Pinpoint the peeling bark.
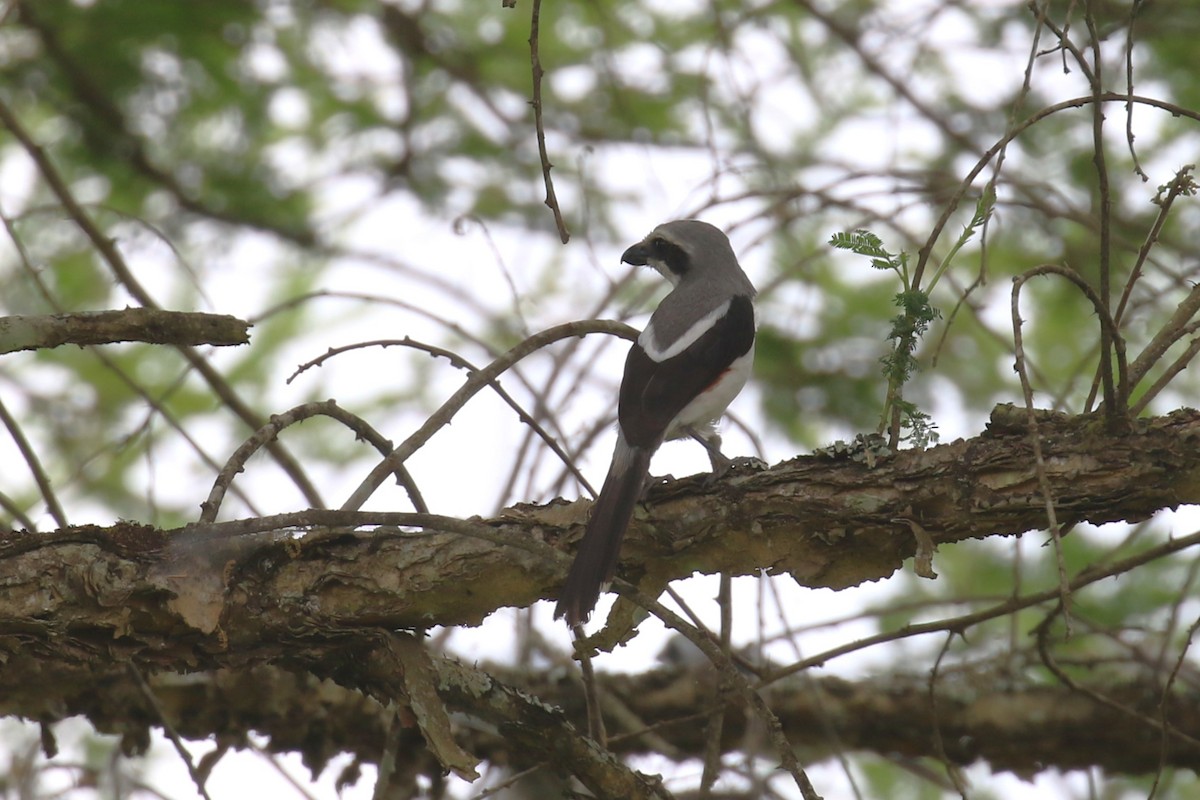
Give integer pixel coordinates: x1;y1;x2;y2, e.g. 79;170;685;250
15;656;1200;781
1;405;1199;781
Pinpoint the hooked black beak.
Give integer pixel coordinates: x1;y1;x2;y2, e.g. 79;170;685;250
621;241;650;266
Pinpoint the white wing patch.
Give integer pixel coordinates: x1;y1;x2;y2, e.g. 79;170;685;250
638;299;732;362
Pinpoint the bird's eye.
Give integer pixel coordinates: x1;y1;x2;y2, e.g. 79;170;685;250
647;235;689;277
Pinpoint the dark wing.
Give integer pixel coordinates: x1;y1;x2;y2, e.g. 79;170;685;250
618;294;755;448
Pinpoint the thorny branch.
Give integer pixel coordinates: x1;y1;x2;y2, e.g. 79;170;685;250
340;320;635;512
528;0;570;243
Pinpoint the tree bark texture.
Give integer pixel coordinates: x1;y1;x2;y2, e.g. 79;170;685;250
1;405;1199;779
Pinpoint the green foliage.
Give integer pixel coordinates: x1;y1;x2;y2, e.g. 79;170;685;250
831;229;944;447
829;229;910;282
4;1;1200;797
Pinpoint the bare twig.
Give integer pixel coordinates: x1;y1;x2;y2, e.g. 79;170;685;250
620;587;823;800
453;215;532;337
1011;268;1074;633
290;336;597;499
0;396;67;528
760;527;1200;686
1123;0;1150;181
1035;603;1200;751
699;575;733;797
0;489;35;532
911;92;1200;292
1082;3;1118;415
0;205;262;517
1152;614;1200;799
1114;165;1196;328
1013;264;1129;405
467;765;545;799
340;320;636;512
1128;283;1200;390
1130;327;1200;416
499;264;641;509
127;664;213;800
927;632;971;797
200;399;427;523
528;0;570;243
575;630;608;744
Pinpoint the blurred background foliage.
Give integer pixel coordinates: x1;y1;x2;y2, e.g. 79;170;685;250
3;0;1200;797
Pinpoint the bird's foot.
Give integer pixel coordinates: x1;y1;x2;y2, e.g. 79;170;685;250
646;472;676;488
702;455;767;487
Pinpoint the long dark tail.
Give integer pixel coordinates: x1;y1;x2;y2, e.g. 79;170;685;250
555;444;653;625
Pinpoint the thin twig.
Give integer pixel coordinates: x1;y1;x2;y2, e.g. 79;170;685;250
1123;0;1149;181
1128;283;1200;389
1114;165;1195;328
1013;264;1128;405
453;215;532;337
1082;3;1118;415
340;320;636;512
575;628;608;744
911;91;1200;292
0;489;34;532
290;336;597;498
617;587;823;800
1034;603;1200;751
0;396;68;528
699;574;732;797
264;288;582;472
499;264;641;508
1151;615;1200;799
759;527;1200;686
200;399;427;524
126;664;213;800
1130;326;1200;416
528;0;569;243
927;632;971;798
467;765;545;799
0;201;262;516
1011;269;1073;634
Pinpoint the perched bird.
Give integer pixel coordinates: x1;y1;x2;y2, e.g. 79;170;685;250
555;220;757;626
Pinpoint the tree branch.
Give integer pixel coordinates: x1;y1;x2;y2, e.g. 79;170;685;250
1;405;1200;782
11;653;1200;781
0;309;250;354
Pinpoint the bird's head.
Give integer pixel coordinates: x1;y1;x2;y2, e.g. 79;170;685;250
621;219;744;289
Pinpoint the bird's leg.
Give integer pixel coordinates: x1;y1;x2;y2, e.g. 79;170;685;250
688;428;732;472
686;427;768;485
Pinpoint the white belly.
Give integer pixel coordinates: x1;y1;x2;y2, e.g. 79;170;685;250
665;343;754;440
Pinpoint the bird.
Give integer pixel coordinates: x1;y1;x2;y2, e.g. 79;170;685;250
554;219;757;626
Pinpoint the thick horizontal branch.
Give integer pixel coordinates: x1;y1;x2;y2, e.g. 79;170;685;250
15;653;1200;781
1;406;1199;639
0;406;1198;781
0;309;251;354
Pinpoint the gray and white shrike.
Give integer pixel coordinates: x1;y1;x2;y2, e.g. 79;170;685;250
555;219;757;626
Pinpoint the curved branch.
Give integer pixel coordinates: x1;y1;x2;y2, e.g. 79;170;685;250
288;337;599;499
340;320;636;512
1012;263;1129;409
911;92;1200;291
200;400;427;524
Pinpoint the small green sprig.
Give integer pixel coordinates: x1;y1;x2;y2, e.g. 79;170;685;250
831;230;942;448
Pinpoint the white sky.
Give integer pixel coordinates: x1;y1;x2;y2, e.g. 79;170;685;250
2;1;1197;798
